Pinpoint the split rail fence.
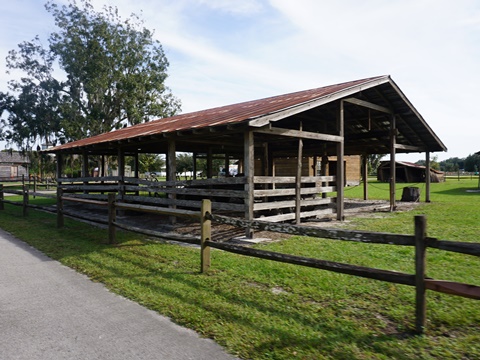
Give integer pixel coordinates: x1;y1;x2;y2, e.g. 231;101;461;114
1;184;479;335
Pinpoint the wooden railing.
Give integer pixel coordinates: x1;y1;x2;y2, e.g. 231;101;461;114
202;212;480;334
252;175;335;222
55;175;337;221
1;188;479;334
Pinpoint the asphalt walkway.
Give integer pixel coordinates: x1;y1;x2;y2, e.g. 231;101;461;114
0;228;237;360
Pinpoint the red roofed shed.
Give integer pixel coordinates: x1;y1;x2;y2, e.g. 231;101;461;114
47;75;447;231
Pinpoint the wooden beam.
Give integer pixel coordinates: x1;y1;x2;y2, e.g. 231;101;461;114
394;143;425;152
244;130;255;238
390;115;396;211
296;122;303;225
254;126;343;142
425;151;431;202
167;139;176;224
343;97;393;114
337;101;345;221
362;154;368;200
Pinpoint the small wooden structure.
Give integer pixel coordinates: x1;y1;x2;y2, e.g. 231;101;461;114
0;151;29;180
377;161;445;183
46;76;447;231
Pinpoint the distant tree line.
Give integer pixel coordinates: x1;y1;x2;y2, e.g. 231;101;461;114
416;154;480;173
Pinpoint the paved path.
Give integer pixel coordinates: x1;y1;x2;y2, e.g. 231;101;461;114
0;228;237;360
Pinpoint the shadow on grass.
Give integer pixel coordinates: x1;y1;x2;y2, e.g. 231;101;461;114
82;246;418;359
433;187;480;196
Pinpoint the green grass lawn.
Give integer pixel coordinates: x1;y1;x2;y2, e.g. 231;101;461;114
0;179;479;359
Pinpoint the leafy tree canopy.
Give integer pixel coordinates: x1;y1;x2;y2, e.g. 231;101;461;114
0;0;180;151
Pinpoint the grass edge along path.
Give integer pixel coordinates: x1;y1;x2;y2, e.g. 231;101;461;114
0;179;479;359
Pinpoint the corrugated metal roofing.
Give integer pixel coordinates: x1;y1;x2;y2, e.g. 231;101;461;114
0;151;30;164
48;76;390;152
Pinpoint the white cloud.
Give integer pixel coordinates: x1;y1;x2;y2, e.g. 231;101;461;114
195;0;264;15
1;0;479;159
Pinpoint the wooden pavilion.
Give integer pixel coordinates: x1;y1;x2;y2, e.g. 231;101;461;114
46;75;447;231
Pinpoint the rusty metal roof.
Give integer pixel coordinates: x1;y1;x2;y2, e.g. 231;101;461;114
48;76;386;150
47;75;447;155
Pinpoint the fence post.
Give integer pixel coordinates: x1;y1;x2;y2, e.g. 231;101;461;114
414;215;427;334
57;187;64;228
22;185;29;216
200;199;211;273
108;193;116;244
33;175;37;199
0;184;4;210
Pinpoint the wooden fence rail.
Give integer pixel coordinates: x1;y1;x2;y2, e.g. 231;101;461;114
203;211;480;334
1;185;479;335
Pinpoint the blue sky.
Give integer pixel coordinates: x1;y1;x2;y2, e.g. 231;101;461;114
1;0;479;161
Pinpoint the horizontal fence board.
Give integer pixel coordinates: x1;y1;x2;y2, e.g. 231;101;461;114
29;192;57;199
114;221;201;245
2;189;24;195
205;241;415;286
259;208;335;223
125;176;247;187
253;197;333;211
427;238;480;257
254;187;334;197
253;176;335;184
115;202;200;219
1;199;23;206
123;195;245;212
61;185;119;191
64;193;111;201
62;196;109;206
425;279;480;300
132;187;246;198
208;214;415;245
58;176;119;183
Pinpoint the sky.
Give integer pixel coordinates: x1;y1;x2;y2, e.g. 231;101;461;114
1;0;479;162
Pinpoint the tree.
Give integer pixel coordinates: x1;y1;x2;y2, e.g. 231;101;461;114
176;153;194;180
416;155;440;170
366;154;384;175
0;0;180;150
127;153;164;174
464;153;480;172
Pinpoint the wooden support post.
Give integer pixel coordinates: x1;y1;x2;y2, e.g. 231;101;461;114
336;101;345;221
167;139;177;224
22;174;25;189
0;184;4;210
56;154;64;228
390;115;397;211
414;215;427;334
33;175;37;199
101;155;105;177
82;151;89;195
117;148;125;201
108;193;117;244
22;185;28;217
362;154;369;200
225;153;230;178
295;123;303;225
57;187;64;228
193;153;197;179
244;130;255;238
200;199;211;273
425;152;431;203
321;153;328;199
